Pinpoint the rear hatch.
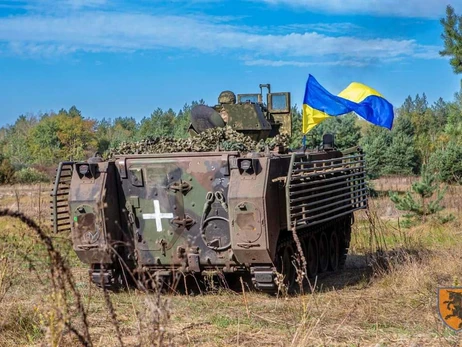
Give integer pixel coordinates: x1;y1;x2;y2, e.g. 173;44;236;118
116;152;238;267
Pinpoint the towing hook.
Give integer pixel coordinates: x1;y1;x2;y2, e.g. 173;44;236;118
214;191;224;202
214;191;228;212
206;191;214;202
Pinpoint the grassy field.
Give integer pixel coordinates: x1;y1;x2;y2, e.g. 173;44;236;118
0;178;462;346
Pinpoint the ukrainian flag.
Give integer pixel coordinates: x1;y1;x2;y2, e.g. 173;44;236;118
302;74;394;133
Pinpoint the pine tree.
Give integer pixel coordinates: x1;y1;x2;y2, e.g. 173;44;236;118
307;113;361;150
440;5;462;75
289;105;303;149
389;166;446;223
360;125;392;179
383;133;418;175
428;140;462;184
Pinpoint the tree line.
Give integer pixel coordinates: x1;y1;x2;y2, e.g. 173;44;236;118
0;90;461;185
294;91;462;184
0;102;204;182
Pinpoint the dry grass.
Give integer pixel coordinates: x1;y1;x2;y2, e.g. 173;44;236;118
1;178;462;346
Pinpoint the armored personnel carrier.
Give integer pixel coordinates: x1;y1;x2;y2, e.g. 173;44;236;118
50;84;368;293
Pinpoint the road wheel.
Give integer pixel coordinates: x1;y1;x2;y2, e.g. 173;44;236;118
318;232;329;273
329;230;340;271
305;235;318;278
276;243;296;290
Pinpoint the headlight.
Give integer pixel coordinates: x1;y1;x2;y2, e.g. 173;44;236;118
240;160;252;171
78;164;89;176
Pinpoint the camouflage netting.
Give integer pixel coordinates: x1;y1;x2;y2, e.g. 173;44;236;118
105;126;290;159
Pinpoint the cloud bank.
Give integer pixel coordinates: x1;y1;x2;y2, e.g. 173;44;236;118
0;12;441;63
258;0;460;19
0;0;444;66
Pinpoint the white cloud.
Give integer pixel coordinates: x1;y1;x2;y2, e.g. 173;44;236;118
292;22;362;34
65;0;108;9
244;59;369;67
0;11;441;63
0;0;111;15
258;0;460;19
256;22;363;35
7;41;83;57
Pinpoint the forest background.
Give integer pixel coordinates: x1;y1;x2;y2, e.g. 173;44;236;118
1;5;462;186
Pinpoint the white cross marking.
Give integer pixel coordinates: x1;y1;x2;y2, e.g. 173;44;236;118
142;200;174;232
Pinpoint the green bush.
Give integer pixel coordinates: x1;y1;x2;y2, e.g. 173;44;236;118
389;166;447;225
14;167;50;184
0;156;16;184
427;141;462;184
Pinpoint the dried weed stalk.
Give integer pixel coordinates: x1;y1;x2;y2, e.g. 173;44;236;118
101;277;124;347
0;248;15;304
0;208;92;346
291;222;307;295
137;279;172;347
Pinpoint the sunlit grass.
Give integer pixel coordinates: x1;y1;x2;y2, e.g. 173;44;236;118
1;179;462;346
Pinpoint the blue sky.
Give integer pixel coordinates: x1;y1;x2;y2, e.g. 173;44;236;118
0;0;461;127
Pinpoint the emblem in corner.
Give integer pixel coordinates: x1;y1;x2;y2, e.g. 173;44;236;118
438;287;462;331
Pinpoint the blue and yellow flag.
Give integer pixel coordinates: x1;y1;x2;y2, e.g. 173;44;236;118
302;74;394;133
